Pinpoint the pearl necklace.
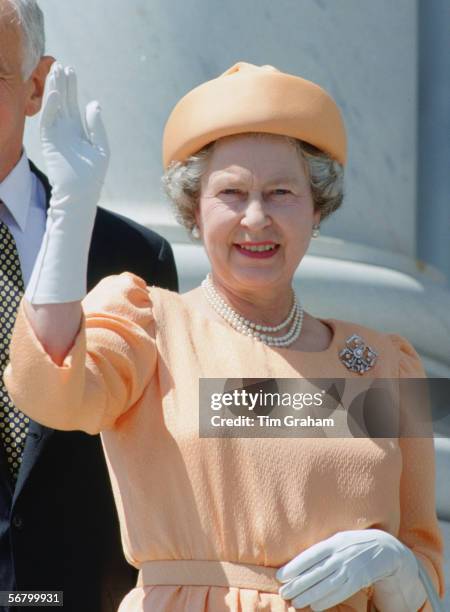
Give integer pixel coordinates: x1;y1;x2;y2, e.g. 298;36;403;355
201;274;304;347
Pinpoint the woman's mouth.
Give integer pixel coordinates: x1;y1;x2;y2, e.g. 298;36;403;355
234;242;280;259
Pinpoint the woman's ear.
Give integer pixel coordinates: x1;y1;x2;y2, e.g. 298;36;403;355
194;206;202;233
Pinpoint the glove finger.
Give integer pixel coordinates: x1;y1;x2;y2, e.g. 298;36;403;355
40;90;61;132
85;101;110;156
276;542;334;583
307;578;357;611
53;63;69;118
279;556;342;600
276;531;379;584
65;67;82;121
45;61;59;95
291;570;350;610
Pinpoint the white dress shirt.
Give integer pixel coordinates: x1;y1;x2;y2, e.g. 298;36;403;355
0;151;47;288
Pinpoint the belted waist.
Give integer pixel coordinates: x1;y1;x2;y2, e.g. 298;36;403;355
136;559;280;593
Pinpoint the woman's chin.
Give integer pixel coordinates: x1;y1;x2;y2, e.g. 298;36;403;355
229;269;285;292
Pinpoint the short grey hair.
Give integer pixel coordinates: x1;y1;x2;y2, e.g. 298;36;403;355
4;0;45;79
162;134;344;239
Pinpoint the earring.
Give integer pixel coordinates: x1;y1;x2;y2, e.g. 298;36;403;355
312;223;320;238
192;225;201;239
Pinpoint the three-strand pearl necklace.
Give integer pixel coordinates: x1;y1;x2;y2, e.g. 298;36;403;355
201;273;304;348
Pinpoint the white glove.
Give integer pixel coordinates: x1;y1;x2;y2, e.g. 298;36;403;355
25;62;110;304
276;529;427;611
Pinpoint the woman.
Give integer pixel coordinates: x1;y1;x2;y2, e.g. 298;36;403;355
5;62;444;611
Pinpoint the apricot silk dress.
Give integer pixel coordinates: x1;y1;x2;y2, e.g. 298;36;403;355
5;273;444;612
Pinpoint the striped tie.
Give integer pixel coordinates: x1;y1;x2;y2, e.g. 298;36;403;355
0;218;29;481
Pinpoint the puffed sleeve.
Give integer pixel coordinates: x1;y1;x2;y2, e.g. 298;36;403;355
389;334;445;609
4;272;156;435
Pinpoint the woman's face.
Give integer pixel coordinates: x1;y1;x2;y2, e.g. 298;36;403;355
196;134;320;295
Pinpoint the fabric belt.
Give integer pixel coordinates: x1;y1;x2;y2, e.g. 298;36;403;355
136;560;280;593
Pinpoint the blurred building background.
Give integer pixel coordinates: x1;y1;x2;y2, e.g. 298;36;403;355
26;0;450;604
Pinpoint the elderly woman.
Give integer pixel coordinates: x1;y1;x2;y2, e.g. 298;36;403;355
4;62;444;612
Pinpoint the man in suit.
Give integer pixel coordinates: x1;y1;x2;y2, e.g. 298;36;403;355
0;2;178;610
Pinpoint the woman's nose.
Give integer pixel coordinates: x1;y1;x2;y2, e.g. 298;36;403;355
240;195;271;231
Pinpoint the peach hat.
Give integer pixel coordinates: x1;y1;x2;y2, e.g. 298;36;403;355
162;62;347;168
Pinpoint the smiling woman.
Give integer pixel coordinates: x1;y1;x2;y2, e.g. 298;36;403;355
190;134;318;318
4;60;445;612
162;128;345;346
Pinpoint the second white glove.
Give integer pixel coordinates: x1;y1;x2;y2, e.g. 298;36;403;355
25;62;110;304
276;529;427;611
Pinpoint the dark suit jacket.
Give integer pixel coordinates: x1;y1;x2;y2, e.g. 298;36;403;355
0;162;178;611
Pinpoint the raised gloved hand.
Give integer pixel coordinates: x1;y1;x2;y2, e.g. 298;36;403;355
25;62;110;304
276;529;427;611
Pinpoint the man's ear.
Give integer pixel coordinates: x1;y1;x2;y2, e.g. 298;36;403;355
25;55;55;117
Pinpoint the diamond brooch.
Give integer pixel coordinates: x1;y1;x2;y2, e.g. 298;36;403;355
339;334;378;374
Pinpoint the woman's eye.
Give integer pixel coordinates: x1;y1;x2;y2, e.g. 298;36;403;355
272;189;292;195
217;189;246;202
221;189;242;195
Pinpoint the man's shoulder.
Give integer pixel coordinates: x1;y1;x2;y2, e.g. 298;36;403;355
28;159;178;290
88;208;178;291
93;206;167;251
29;159;167;250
